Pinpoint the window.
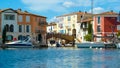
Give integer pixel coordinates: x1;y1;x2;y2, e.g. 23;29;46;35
41;18;44;22
97;25;101;32
26;16;30;22
18;15;23;22
59;24;63;28
72;24;75;27
10;25;14;32
98;16;101;24
4;14;15;20
68;16;71;21
36;17;39;22
81;15;83;18
5;24;9;32
18;35;23;40
26;25;29;32
7;35;13;41
19;25;22;32
117;15;120;22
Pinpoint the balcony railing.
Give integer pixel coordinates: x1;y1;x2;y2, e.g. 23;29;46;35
38;21;48;26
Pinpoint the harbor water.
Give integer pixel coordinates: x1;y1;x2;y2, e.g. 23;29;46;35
0;48;120;68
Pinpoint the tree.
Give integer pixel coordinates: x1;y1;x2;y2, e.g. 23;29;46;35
84;34;92;41
84;23;92;41
117;31;120;40
88;23;92;34
2;26;7;44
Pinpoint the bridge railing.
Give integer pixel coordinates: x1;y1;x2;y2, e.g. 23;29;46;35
46;33;74;43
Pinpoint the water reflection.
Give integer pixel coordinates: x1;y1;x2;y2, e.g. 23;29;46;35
0;48;120;68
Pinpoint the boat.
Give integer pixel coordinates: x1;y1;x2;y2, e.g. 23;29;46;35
115;43;120;49
76;42;105;48
5;37;33;48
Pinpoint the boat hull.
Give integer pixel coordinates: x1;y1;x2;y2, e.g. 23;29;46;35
76;43;105;48
115;43;120;49
5;44;33;48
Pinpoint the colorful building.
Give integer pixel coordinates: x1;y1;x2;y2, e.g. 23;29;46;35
56;11;92;42
47;22;59;33
0;8;47;44
93;10;120;42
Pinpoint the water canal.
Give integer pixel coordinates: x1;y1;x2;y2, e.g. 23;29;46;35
0;48;120;68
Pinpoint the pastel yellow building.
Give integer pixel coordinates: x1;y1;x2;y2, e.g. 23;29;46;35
56;11;92;42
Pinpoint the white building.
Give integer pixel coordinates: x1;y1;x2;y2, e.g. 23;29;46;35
0;8;47;44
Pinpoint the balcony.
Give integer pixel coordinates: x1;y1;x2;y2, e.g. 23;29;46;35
38;21;48;26
80;23;88;31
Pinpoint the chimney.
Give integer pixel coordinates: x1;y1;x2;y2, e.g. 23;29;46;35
24;11;28;13
18;8;21;11
85;11;87;13
111;10;113;12
79;10;81;12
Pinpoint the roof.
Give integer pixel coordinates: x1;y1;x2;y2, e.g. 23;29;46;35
82;17;93;22
57;11;92;17
0;8;46;18
77;17;93;23
47;22;57;26
0;8;17;13
95;11;118;16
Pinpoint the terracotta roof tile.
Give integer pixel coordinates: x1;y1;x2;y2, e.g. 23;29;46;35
95;11;118;15
0;8;46;18
57;11;92;17
82;17;93;22
78;17;93;23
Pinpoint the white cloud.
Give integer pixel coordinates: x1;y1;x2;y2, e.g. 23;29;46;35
22;0;91;12
21;0;120;14
22;0;64;11
62;1;75;8
89;7;105;14
48;16;58;23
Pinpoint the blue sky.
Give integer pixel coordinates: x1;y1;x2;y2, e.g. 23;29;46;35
0;0;120;22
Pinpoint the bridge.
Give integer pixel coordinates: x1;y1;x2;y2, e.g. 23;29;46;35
46;33;75;43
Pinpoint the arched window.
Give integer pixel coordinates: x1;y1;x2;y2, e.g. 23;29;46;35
72;29;76;38
38;34;42;42
5;24;9;32
10;25;14;32
19;25;22;32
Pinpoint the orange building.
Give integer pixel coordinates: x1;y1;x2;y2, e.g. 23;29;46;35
0;8;47;44
93;10;120;42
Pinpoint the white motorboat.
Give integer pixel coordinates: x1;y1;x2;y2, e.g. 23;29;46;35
5;37;33;48
115;43;120;49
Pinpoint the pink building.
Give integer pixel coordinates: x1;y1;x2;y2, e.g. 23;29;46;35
93;11;120;42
